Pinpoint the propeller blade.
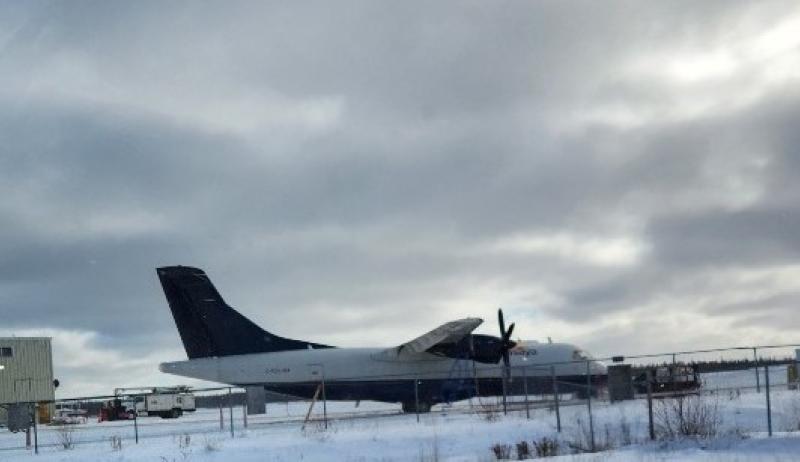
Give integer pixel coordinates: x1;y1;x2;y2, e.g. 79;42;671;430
498;308;506;337
502;349;510;368
504;323;515;342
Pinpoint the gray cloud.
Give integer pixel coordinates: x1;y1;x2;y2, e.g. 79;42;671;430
1;0;800;396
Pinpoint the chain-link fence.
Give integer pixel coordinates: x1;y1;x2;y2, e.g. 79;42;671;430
2;343;799;456
491;343;800;452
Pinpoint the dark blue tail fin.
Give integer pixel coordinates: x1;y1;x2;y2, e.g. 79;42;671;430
157;266;333;359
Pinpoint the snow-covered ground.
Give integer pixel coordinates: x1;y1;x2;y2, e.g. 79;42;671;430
2;371;800;461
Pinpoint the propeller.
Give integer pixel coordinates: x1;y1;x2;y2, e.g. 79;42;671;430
497;308;516;369
497;308;516;415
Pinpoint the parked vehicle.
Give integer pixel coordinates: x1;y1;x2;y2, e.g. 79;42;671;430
98;398;135;422
51;406;88;425
114;386;196;419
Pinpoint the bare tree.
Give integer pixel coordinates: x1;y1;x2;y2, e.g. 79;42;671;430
654;394;720;439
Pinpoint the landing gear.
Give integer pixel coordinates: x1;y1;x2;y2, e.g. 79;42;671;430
401;401;432;413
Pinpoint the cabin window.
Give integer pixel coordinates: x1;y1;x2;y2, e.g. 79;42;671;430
0;347;12;357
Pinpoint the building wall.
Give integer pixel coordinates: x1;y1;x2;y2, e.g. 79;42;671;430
0;337;55;425
608;364;634;402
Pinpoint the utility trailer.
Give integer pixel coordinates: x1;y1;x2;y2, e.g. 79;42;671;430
115;386;196;419
633;364;701;394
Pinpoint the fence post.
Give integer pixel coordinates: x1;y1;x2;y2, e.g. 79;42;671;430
523;366;529;420
502;365;508;415
586;360;595;452
243;403;248;428
551;365;561;432
646;370;655;441
414;377;420;423
754;347;761;393
33;403;38;455
671;353;676;394
219;400;224;431
321;372;328;430
134;410;139;444
765;364;772;437
228;387;234;438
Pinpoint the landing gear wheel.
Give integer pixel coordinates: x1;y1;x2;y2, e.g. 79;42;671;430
402;401;432;413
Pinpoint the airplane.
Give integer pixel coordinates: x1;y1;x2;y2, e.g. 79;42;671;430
157;266;607;412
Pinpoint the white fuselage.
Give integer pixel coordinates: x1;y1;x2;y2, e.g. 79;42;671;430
160;341;606;388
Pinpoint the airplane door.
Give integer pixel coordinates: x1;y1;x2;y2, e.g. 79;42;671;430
308;364;325;384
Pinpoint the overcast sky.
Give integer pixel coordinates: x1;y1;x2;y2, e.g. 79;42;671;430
2;1;800;397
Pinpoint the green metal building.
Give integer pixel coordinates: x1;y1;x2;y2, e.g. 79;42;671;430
0;337;56;425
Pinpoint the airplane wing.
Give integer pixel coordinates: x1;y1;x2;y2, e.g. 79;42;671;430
395;317;483;355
